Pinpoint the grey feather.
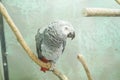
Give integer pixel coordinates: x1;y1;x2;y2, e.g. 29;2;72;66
35;20;75;63
35;28;43;59
62;41;66;53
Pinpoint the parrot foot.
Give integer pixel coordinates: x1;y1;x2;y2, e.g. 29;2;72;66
49;62;56;71
39;57;56;72
40;67;49;72
40;63;55;72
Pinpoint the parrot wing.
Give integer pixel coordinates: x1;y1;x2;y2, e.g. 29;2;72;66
62;40;66;53
35;28;43;59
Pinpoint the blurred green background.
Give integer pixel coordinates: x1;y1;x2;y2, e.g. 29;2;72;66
0;0;120;80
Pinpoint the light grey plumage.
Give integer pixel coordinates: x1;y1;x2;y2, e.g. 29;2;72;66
35;20;75;64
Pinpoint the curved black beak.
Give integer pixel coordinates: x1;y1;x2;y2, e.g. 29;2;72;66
67;32;75;40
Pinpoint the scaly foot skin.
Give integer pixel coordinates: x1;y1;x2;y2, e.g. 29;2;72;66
49;62;56;71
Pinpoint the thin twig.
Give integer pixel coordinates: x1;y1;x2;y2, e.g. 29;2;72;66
0;2;68;80
77;54;93;80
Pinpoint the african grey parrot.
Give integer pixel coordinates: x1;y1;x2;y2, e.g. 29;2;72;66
35;20;75;72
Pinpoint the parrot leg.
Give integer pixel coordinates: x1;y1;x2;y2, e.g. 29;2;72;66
40;57;56;72
40;57;50;72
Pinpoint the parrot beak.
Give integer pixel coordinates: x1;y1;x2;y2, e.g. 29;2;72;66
67;32;75;40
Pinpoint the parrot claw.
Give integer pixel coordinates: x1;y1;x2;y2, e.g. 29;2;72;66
49;63;56;71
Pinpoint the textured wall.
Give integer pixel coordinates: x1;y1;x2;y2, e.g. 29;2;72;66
0;0;120;80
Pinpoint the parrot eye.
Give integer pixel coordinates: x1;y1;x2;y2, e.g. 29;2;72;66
65;27;68;30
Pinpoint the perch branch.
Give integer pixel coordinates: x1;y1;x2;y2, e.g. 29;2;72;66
83;8;120;16
52;68;68;80
77;54;93;80
0;2;51;70
0;2;68;80
115;0;120;4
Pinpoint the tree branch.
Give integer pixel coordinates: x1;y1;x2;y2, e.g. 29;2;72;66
115;0;120;4
0;2;68;80
52;68;68;80
83;8;120;17
0;2;51;70
77;54;93;80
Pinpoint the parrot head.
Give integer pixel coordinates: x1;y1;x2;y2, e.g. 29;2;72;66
49;20;75;40
64;25;75;40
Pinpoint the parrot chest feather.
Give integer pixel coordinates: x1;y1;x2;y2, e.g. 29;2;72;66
41;43;63;63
